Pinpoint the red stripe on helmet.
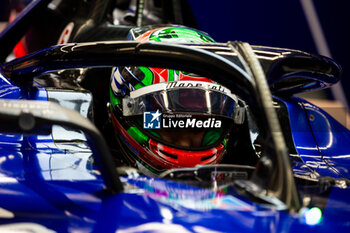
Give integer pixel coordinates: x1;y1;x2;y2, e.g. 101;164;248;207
149;139;224;167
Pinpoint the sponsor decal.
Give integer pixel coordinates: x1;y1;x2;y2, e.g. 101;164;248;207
144;110;221;129
166;81;227;93
143;110;162;129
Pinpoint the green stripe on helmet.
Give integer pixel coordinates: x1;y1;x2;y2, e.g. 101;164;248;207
127;126;149;145
168;69;174;82
149;27;216;43
110;87;121;107
138;66;154;87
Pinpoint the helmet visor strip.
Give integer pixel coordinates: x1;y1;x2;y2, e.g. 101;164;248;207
122;81;238;119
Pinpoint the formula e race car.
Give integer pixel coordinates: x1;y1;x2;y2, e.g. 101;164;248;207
0;0;350;232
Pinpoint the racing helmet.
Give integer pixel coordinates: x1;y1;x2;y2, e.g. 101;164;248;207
109;27;243;176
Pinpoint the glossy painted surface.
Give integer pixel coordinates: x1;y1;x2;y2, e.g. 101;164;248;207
299;98;350;180
1;169;350;232
0;71;21;99
284;97;344;179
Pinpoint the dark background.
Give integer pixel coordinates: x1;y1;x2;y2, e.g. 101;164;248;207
187;0;350;107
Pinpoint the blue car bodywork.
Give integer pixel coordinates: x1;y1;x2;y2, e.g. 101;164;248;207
1;1;350;233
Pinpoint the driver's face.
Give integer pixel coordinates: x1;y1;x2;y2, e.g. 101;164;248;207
158;129;205;148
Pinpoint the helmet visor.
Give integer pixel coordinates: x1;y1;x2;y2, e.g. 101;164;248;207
120;81;238;149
